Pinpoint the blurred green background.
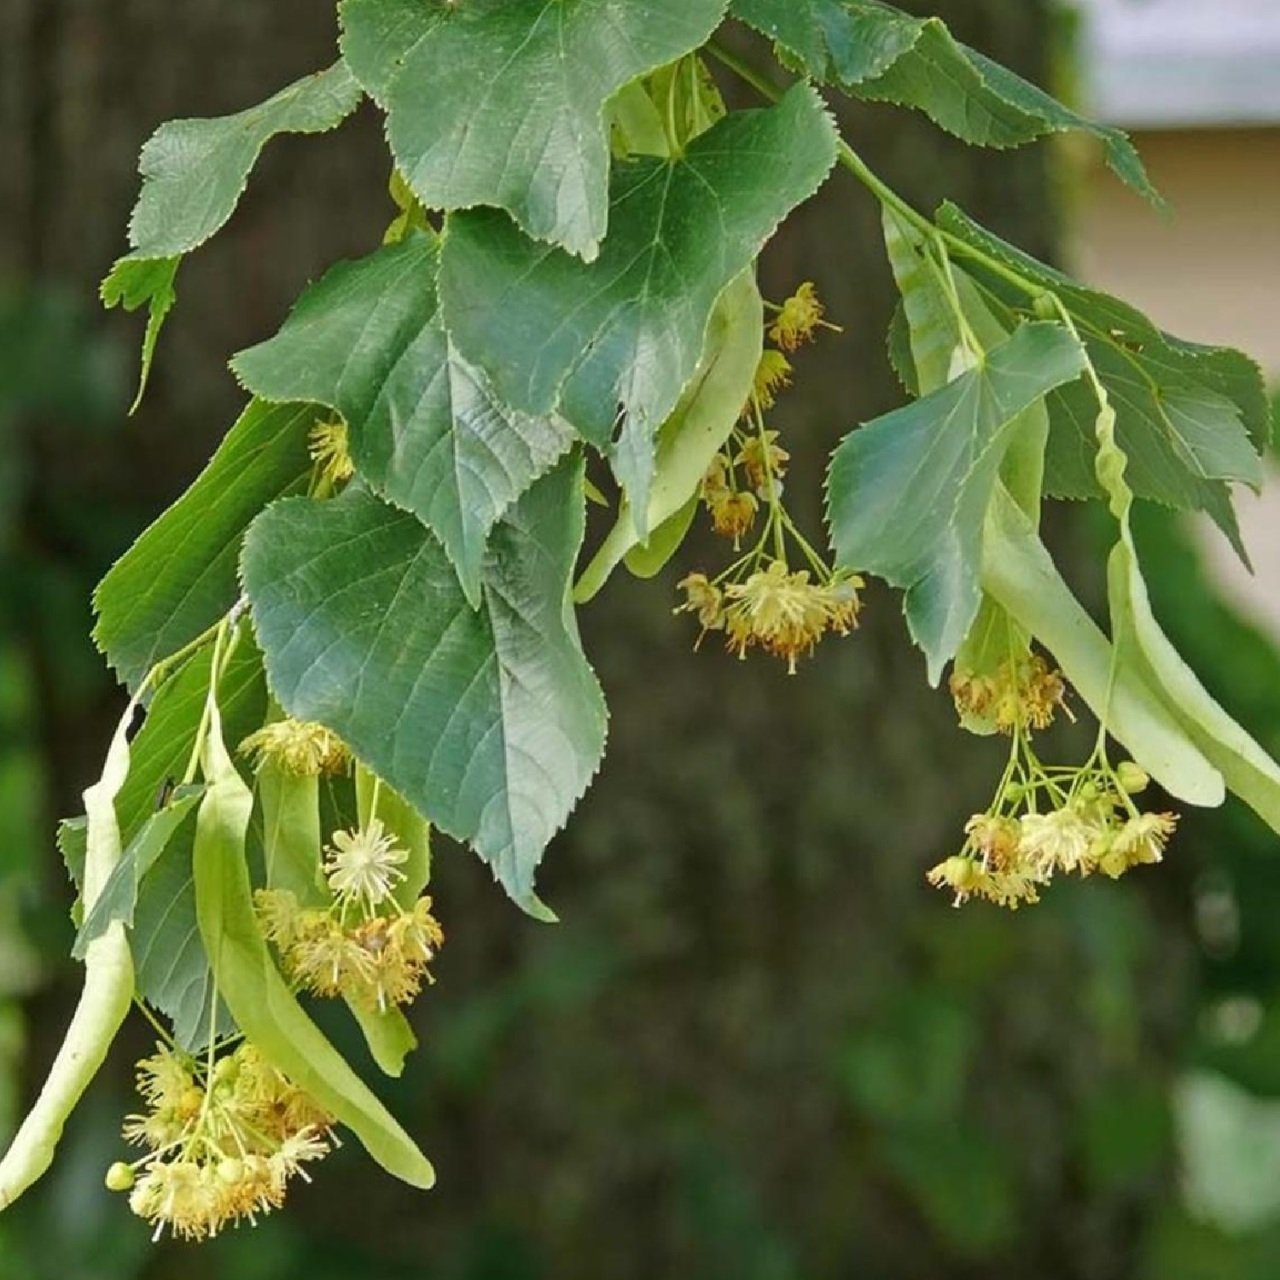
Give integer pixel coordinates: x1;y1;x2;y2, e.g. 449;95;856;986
2;2;1280;1277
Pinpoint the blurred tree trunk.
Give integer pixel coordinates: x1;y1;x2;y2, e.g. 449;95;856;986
1;4;1193;1280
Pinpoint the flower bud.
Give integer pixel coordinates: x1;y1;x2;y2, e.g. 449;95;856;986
1032;292;1058;320
105;1161;135;1192
1115;761;1150;795
213;1056;239;1086
943;856;980;890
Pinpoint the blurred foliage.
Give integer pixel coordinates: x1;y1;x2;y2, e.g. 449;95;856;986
1;2;1279;1277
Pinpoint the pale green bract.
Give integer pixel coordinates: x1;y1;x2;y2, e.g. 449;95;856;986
191;635;436;1186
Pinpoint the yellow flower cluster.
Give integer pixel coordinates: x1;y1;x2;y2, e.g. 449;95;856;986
928;765;1178;910
256;816;443;1013
767;282;838;352
700;433;792;547
257;888;445;1013
701;455;759;544
950;654;1069;733
678;560;862;674
679;280;856;673
240;718;351;778
107;1043;332;1241
308;419;355;490
735;430;790;493
749;348;793;412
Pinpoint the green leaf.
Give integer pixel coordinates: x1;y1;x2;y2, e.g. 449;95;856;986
104;62;362;406
93;400;315;689
980;485;1223;807
936;204;1266;546
231;235;573;606
340;0;727;259
732;0;921;85
827;322;1087;681
192;653;435;1187
732;0;1157;203
99;256;179;412
440;85;836;517
242;458;606;916
56;817;88;899
131;817;224;1050
72;786;204;961
124;62;362;260
881;210;1047;729
574;271;763;600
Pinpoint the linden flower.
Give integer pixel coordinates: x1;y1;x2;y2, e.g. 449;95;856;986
824;572;864;636
931;815;1043;910
323;818;410;912
1018;807;1104;877
707;489;758;544
1098;811;1179;879
240;718;350;778
353;897;447;1011
963;813;1021;869
110;1042;332;1241
927;854;989;906
768;282;839;351
675;572;725;633
985;654;1069;733
950;654;1069;734
747;348;793;412
981;864;1041;910
256;888;446;1013
309;419;355;487
123;1048;203;1150
723;560;860;673
277;908;376;997
735;431;790;492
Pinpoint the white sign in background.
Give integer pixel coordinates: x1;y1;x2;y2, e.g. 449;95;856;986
1076;0;1280;125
